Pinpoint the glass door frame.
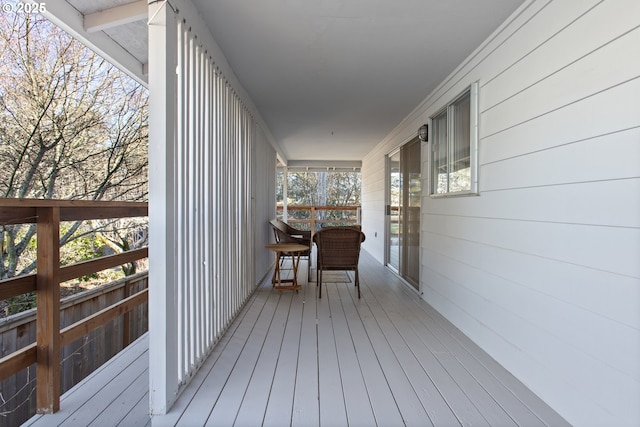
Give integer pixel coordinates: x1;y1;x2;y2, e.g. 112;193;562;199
385;137;422;291
385;149;401;274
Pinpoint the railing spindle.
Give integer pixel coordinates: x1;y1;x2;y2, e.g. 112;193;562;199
123;279;131;347
310;206;316;236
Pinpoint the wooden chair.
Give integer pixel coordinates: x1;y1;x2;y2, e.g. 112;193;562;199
312;227;366;298
269;219;312;281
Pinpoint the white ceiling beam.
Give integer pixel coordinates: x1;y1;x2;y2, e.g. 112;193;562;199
38;0;147;86
286;160;362;171
84;0;148;33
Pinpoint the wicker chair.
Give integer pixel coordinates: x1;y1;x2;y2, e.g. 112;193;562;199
312;227;366;298
269;219;312;281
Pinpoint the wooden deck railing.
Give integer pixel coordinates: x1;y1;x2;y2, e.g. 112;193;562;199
0;199;148;414
277;205;361;235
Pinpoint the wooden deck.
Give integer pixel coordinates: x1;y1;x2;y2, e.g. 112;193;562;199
25;251;569;426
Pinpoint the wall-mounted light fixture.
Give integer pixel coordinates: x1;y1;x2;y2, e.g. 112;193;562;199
418;124;428;142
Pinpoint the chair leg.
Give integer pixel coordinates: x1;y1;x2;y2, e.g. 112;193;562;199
355;269;360;299
318;270;322;299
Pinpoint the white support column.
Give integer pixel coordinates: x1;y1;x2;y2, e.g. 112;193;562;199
148;0;179;415
282;167;288;222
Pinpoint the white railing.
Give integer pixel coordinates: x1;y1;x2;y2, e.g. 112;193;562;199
174;15;256;384
149;2;257;414
276;205;361;235
0;199;148;416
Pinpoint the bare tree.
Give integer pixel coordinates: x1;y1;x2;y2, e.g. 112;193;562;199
0;12;148;280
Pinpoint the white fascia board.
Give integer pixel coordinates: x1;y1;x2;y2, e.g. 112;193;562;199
84;0;148;33
35;0;147;86
286;160;362;171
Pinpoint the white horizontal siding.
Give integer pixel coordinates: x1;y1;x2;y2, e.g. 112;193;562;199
423;231;639;331
429;179;640;228
361;0;640;425
361;142;391;262
425;214;639;278
481;28;640;137
481;77;640;164
422;234;639;378
482;129;640;193
480;0;637;111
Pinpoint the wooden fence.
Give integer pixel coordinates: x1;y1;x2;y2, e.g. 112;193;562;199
0;273;148;427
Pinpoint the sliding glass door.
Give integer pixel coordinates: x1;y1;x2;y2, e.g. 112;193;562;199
386;138;421;289
388;150;401;271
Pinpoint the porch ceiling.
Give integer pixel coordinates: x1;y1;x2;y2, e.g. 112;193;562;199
44;0;524;162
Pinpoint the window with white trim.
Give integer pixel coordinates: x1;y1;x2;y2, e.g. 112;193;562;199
430;82;479;195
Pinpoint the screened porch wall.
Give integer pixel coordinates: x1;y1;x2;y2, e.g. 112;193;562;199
148;0;277;415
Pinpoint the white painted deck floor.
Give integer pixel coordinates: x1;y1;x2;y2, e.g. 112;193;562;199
26;251;570;427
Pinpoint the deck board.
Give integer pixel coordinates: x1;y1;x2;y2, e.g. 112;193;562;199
233;291;293;426
25;251;569;427
88;368;148;427
208;286;279;427
152;291;253;427
175;282;273;426
24;334;150;427
325;285;377;427
317;282;348;426
359;271;492;426
369;268;540;426
291;269;320;426
356;279;458;426
262;274;305;427
373;265;567;427
63;354;148;425
116;390;151;427
345;280;435;427
336;284;405;426
205;287;282;426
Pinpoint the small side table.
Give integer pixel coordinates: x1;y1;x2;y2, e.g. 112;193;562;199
265;243;309;292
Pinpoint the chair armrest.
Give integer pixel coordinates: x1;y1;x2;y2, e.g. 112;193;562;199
300;230;311;239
